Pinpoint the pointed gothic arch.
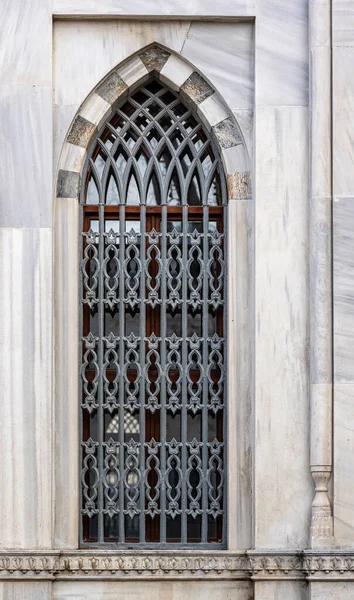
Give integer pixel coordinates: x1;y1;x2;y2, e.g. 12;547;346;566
54;44;252;550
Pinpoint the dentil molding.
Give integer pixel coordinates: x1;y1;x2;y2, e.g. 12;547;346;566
1;550;354;581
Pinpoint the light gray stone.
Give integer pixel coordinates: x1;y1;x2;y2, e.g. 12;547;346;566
309;581;354;599
333;47;354;197
198;94;230;129
52;0;256;16
59;143;87;175
310;48;331;199
254;581;308;600
310;195;332;384
56;170;80;199
181;72;214;105
334;197;354;383
0;228;52;549
334;384;354;545
53;581;253;600
54;20;192;108
228;200;252;550
54;199;79;548
254;106;312;549
0;84;52;227
232;109;253;161
181;22;254;111
117;56;149;88
255;0;308;106
0;582;52;600
0;0;51;85
79;93;112;128
67;115;96;148
96;71;128;105
159;54;194;91
333;0;354;46
139;45;171;72
310;0;331;48
212;117;243;149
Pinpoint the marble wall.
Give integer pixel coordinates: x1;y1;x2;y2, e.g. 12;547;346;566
2;0;354;598
0;0;53;549
333;0;354;547
53;581;253;600
254;0;312;549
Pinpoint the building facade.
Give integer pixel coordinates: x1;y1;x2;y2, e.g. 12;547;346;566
0;0;353;598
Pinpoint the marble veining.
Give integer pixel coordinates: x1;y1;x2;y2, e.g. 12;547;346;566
181;22;254;111
0;228;52;549
54;21;192;107
52;0;256;16
334;197;354;383
255;0;309;106
0;85;52;227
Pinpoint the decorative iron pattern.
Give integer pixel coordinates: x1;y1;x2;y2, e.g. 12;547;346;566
79;78;227;547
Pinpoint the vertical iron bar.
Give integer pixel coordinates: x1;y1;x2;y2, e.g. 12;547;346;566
97;200;105;543
118;203;125;543
222;201;228;547
139;203;146;543
201;203;209;543
181;200;188;544
78;199;84;546
160;201;167;543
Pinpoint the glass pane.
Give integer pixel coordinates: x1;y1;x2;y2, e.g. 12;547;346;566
106;173;119;204
81;77;226;547
126;174;140;205
146;172;161;205
86;173;99;204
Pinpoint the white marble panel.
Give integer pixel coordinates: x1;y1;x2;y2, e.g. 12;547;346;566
53;581;253;600
254;106;312;548
60;143;87;174
79;93;111;126
52;0;255;16
0;0;51;85
54;105;79;175
233;109;253;162
54;20;192;107
228;200;252;550
334;383;354;545
309;582;354;599
333;48;354;197
181;22;254;110
310;47;331;200
198;94;230;128
0;84;52;227
0;228;52;548
54;199;79;548
255;0;308;106
334;197;354;383
0;582;52;600
333;0;354;46
310;0;331;48
254;581;308;600
117;56;149;87
159;54;194;90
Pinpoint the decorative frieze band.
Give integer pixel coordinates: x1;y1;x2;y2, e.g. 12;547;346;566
2;551;354;581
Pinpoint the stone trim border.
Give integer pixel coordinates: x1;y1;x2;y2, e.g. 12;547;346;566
53;42;253;549
2;551;354;582
56;43;251;202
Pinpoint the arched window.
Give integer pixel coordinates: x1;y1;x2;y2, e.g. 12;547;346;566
80;77;227;547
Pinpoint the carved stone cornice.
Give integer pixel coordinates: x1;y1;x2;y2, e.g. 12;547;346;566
2;550;354;581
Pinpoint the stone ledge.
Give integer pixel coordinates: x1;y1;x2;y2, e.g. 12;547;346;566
1;550;354;581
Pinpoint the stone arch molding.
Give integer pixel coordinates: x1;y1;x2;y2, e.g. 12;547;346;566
53;43;252;550
56;43;252;203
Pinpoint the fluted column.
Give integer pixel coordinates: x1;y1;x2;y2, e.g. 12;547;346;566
309;0;333;546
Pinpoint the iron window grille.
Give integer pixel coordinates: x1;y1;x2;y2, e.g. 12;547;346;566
79;77;227;548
